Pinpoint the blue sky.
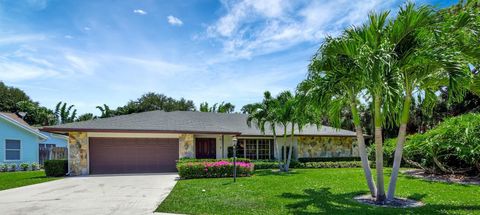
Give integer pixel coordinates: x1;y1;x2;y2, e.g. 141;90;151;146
0;0;455;115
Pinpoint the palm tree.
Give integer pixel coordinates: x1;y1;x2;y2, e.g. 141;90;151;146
300;34;377;197
244;91;284;170
347;11;404;202
54;101;77;124
96;104;114;118
275;91;298;172
386;3;474;200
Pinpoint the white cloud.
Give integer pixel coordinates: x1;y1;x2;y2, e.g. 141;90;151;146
167;15;183;26
0;34;46;44
133;9;147;15
64;35;73;39
206;0;401;59
83;27;91;31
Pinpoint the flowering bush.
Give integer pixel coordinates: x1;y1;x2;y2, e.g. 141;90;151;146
177;161;254;179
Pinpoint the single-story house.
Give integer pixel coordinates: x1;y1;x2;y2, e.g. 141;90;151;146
42;110;359;176
0;112;48;165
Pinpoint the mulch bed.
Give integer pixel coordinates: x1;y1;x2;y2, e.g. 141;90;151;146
402;169;480;185
354;195;424;208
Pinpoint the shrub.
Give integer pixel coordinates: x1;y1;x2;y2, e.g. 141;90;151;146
298;157;360;163
9;163;17;172
369;113;480;175
31;162;39;171
0;163;8;172
299;161;363;168
368;138;397;167
44;160;68;177
252;161;280;170
20;163;29;171
177;158;251;164
177;161;253;179
251;160;362;169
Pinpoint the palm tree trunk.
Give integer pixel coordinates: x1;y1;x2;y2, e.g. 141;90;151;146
387;92;412;201
350;101;376;197
283;125;288;172
374;96;386;202
272;127;283;171
285;123;295;172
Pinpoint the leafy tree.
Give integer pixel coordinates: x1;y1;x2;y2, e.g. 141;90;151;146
16;101;56;126
116;92;195;115
54;102;77;124
200;102;235;113
0;82;32;113
76;113;95;122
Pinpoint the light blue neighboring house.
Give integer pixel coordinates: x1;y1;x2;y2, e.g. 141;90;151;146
0;112;48;165
40;131;68;148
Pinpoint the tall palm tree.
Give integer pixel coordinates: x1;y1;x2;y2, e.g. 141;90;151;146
299;34;377;197
347;11;404;202
386;3;474;200
244;91;284;170
275;91;298;172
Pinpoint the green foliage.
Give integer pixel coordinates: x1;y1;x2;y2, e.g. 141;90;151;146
31;163;39;171
116;92;195;115
96;104;114;118
0;164;8;172
368;138;397;167
0;81;31;113
54;101;77;124
76;113;95;122
404;113;480;174
177;158;251;163
9;163;17;172
176;161;253;179
44;160;68;177
253;160;363;169
298;157;361;163
20;163;29;171
199;102;235;113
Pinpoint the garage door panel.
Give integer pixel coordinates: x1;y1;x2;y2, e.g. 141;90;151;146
89;137;179;174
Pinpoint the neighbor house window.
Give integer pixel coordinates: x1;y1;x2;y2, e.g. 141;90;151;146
229;139;274;160
5;139;21;161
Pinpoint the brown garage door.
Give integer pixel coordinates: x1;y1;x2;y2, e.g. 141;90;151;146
89;137;179;174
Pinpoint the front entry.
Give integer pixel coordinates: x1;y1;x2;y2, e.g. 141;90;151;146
195;138;216;159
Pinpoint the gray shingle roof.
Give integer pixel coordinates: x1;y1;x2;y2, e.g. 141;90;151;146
42;110;356;137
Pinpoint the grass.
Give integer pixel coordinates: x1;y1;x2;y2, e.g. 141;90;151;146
157;168;480;214
0;171;60;191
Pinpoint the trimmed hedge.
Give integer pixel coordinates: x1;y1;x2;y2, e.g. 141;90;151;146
44;160;68;177
252;160;363;169
177;158;251;164
300;161;363;168
177;161;254;179
298;157;360;163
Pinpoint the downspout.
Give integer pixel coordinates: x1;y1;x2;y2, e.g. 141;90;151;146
222;135;225;158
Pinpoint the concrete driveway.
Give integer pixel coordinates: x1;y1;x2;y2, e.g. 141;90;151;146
0;173;178;215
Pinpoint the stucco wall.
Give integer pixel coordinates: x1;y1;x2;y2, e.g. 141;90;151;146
68;132;89;176
297;136;357;158
0;117;40;164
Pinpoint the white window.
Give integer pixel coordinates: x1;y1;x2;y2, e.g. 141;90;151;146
5;139;21;161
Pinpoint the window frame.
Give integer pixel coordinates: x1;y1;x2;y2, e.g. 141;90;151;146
5;139;21;161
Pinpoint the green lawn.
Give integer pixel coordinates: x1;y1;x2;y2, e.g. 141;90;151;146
0;171;60;191
157;168;480;214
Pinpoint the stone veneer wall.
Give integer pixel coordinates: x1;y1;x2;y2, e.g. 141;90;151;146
297;136;358;158
68;132;89;176
179;134;194;158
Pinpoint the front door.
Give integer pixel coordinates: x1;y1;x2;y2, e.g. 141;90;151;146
195;138;216;159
